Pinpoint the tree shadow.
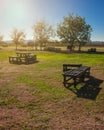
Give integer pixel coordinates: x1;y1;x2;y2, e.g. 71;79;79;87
66;76;103;100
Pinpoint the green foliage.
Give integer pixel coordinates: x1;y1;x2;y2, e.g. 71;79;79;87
33;20;54;50
57;14;92;51
10;28;26;50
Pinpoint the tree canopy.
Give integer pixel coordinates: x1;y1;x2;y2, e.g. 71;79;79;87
33;20;53;50
11;29;26;50
57;14;92;51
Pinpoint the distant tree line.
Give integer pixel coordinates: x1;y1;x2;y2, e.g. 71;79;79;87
0;14;93;51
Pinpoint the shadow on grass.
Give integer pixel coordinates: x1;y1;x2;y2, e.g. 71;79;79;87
66;76;103;100
9;60;39;65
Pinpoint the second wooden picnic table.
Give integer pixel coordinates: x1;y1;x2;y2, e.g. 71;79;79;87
63;64;90;87
9;52;37;64
16;52;37;64
16;52;31;58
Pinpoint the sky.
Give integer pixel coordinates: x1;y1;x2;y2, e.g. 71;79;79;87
0;0;104;41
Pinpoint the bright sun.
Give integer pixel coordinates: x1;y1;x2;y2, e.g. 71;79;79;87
2;0;30;24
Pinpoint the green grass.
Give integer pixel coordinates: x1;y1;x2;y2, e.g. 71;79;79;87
0;50;16;60
0;49;104;129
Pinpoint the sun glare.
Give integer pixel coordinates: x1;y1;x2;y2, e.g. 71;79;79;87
1;0;31;25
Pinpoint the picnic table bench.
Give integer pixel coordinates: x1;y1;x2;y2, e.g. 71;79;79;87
63;64;90;87
9;56;21;64
9;52;37;64
63;64;82;72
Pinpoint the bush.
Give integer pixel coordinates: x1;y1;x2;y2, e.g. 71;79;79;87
88;48;96;53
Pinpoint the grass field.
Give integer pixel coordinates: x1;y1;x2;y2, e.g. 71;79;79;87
0;48;104;130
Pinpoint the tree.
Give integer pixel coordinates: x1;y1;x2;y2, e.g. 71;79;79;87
0;35;3;45
0;35;7;47
0;35;3;41
33;20;53;50
57;14;92;52
27;41;34;48
11;29;26;50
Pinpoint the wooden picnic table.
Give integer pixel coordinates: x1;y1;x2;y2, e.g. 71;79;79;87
16;52;31;58
63;64;82;72
9;52;37;64
63;65;90;87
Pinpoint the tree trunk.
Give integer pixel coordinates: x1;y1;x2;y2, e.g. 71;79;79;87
40;42;42;51
16;43;17;50
67;45;74;52
78;44;81;52
34;45;38;51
